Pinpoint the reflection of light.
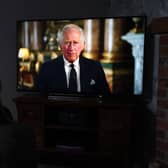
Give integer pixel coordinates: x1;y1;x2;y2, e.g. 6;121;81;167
104;19;114;52
18;48;30;60
37;52;44;62
85;20;92;52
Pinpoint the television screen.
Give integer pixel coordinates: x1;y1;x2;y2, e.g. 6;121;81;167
16;16;146;96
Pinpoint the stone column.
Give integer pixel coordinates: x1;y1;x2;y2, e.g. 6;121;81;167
20;21;30;48
83;19;100;60
30;21;43;51
102;19;114;62
102;18;131;62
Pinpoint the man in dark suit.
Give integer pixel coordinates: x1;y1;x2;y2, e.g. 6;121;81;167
38;24;110;96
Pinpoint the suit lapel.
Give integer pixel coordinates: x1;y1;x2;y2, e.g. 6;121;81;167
57;56;67;90
80;57;88;92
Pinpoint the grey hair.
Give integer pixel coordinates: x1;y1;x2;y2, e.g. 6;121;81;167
57;24;85;45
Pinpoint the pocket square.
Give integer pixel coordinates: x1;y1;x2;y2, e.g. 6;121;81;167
90;79;96;85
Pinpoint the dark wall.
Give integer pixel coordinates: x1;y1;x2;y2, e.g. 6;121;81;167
0;0;167;118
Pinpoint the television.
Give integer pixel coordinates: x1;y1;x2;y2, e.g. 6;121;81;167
16;16;146;98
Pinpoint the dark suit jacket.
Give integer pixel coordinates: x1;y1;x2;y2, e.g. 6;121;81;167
37;55;110;96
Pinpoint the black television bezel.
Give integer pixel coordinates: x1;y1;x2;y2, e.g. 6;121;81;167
16;15;147;100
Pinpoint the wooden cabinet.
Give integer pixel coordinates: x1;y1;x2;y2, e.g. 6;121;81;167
14;95;137;167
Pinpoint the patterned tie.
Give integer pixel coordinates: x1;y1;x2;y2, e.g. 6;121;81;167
69;64;77;92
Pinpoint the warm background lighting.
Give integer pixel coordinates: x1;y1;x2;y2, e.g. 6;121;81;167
18;48;30;60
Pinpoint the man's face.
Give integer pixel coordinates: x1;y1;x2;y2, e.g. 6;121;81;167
60;28;85;63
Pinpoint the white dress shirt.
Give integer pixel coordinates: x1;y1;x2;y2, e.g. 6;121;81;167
63;56;81;92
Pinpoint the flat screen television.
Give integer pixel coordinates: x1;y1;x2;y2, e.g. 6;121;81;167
16;16;146;98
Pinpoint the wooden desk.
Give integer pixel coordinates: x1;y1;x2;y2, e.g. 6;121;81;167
14;95;141;167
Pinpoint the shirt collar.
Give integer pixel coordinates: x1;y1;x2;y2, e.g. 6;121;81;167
63;56;79;68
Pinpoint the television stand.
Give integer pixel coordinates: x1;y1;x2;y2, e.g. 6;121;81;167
13;94;144;167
